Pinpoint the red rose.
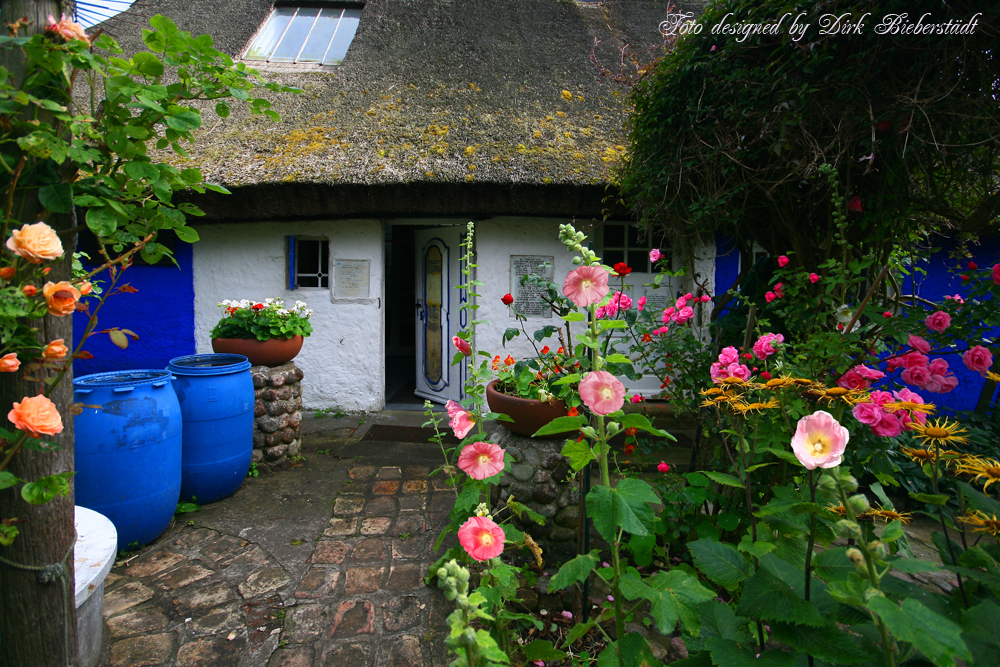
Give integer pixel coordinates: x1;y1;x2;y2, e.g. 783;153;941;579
968;261;978;270
501;293;514;305
612;262;632;277
848;196;863;213
961;274;969;281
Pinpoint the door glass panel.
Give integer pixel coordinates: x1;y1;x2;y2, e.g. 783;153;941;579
424;246;443;385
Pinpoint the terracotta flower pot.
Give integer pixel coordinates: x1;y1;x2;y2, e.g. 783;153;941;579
486;380;572;438
211;335;303;367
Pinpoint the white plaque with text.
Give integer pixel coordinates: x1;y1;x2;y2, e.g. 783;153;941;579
511;255;554;318
335;259;370;298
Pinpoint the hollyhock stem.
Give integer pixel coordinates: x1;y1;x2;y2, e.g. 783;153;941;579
804;471;816;667
930;442;969;608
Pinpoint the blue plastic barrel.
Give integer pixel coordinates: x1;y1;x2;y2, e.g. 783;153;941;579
74;370;182;551
166;353;254;504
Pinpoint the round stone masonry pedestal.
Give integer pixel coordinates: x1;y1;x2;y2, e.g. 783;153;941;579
486;423;580;562
250;362;304;472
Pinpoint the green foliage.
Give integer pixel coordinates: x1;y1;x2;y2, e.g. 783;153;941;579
209;298;313;341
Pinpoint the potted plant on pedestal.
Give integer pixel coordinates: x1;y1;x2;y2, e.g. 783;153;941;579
210;298;313;366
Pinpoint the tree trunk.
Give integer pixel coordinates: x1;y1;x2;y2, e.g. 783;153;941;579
0;2;80;666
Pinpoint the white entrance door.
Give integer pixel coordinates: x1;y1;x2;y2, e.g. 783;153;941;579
414;227;465;403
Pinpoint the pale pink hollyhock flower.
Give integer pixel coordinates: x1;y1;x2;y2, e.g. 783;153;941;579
579;370;625;415
637;296;646;312
963;345;993;377
907;334;931;353
809;273;819;283
790;411;849;469
925;311;951;333
649;249;662;263
533;661;545;667
673;306;694;324
0;353;20;373
452;335;471;356
852;402;883;426
752;333;784;360
718;347;739;365
446;400;475;439
657;461;670;473
872;413;904;438
901;365;931;387
458;516;505;561
563;266;610;307
777;255;790;267
765;291;777;303
458;441;506;480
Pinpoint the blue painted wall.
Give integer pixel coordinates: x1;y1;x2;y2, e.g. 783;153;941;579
72;242;196;377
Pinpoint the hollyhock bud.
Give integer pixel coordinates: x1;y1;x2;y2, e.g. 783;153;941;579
847;494;870;514
501;293;513;305
452;336;472;356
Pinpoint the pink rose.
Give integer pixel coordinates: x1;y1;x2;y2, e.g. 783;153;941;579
837;369;867;390
852;402;884;426
710;362;726;383
993;263;1000;286
871;413;903;438
673;306;694;324
907;334;931;353
718;347;740;366
928;358;949;376
701;294;712;303
727;363;752;382
809;273;819;284
752;333;784;360
899;352;929;369
657;461;670;473
963;345;993;377
869;390;895;406
765;291;776;303
901;365;931;387
777;255;790;267
855;364;884;381
649;249;662;263
925;311;951;334
637;296;646;312
848;196;863;213
675;296;688;309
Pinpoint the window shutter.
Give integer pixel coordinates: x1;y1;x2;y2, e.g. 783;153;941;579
288;236;297;290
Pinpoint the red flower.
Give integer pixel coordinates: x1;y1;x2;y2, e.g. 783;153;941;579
251;303;264;311
623;443;635;455
567;407;579;417
501;293;514;305
967;261;978;271
641;333;652;342
557;347;565;354
847;196;863;213
504;355;514;365
612;262;632;277
540;346;550;354
760;371;771;380
961;274;969;281
875;119;892;132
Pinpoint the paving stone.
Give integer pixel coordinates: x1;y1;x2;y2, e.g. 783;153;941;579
360;517;392;535
220;545;271;566
365;496;397;515
287;604;329;643
311;540;351;564
394;514;425;537
105;572;123;588
377;467;402;480
322;641;373;666
398;496;426;512
403;465;431;479
324;517;358;537
171;528;215;549
175;636;240;667
126;550;185;578
402;480;428;494
201;535;247;562
108;633;175;666
329;599;376;637
377;634;424;667
386;563;424;591
173;581;237;615
269;645;314;667
350;538;387;561
238;567;291;599
334;496;366;515
189;605;245;637
373;480;400;495
294;567;341;599
103;581;155;617
344;566;385;594
156;564;214;591
383;595;423;631
349;465;376;480
106;605;171;638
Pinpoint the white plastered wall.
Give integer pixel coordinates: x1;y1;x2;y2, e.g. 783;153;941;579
192;219;385;412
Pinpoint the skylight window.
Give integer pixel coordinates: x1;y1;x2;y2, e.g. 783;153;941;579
245;6;361;65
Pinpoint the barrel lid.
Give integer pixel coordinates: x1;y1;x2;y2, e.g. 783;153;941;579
74;370;173;389
166;353;251;375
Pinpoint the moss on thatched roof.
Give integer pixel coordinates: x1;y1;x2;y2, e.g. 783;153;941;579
103;0;701;220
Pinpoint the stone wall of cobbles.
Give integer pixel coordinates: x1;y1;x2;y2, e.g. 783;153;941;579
250;362;304;471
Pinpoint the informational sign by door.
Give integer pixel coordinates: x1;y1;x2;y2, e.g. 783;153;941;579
510;255;554;318
335;259;370;298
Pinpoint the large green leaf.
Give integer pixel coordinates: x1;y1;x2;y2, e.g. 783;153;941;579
769;621;867;664
698;601;750;643
548;551;599;593
735;567;825;627
587;478;660;540
688;539;753;590
533;415;586;437
701;470;743;489
620;570;714;635
38;182;73;213
961;600;1000;667
85;206;118;237
561;438;595;472
123;160;160;181
522;640;566;662
618;413;673;438
867;597;972;667
812;546;855;583
596;633;662;667
704;639;795;667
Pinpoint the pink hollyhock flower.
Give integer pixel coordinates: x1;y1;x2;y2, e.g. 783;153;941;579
809;273;819;284
872;413;904;438
907;334;931;353
657;461;670;473
993;263;1000;285
790;411;849;469
458;441;506;480
673;306;694;324
777;255;790;267
902;365;931;387
446;400;476;439
852;402;884;426
856;365;885;381
458;516;506;561
718;347;740;365
752;333;784;360
963;345;993;377
925;311;951;333
579;370;625;415
563;266;610;307
848;196;863;213
637;296;646;312
649;249;662;263
452;336;472;356
764;291;776;303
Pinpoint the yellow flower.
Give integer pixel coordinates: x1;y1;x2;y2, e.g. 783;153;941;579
883;400;936;416
862;507;913;524
899;447;963;467
761;376;795;389
908;419;969;447
986;371;1000;382
954;456;1000;494
730;399;780;415
957;511;1000;537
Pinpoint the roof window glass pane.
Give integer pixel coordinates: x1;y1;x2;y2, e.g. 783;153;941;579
323;8;361;66
298;8;342;63
244;6;295;60
271;8;320;62
245;6;361;65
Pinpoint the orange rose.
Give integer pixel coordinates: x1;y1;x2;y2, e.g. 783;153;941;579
77;281;93;296
0;353;19;372
5;222;64;264
43;339;68;359
42;281;81;316
21;284;37;297
0;267;14;280
8;394;63;438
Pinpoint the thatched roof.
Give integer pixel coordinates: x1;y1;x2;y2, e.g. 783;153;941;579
101;0;701;221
